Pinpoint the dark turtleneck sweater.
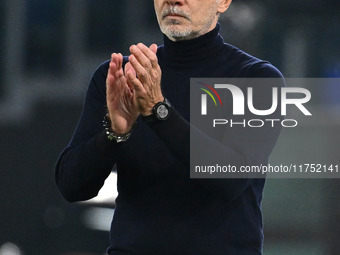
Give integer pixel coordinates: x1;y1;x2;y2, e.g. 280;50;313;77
55;24;283;255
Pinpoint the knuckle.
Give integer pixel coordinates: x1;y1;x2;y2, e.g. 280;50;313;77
151;70;159;79
150;55;158;63
139;71;147;79
144;62;152;69
134;50;141;57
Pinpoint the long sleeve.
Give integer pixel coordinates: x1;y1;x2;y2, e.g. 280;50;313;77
146;62;285;203
55;60;120;202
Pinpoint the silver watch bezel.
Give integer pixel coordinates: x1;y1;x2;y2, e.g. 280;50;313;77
153;98;171;121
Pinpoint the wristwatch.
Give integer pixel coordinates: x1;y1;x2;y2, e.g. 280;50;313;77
143;98;172;122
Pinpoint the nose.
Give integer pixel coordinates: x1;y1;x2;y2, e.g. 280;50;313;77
166;0;184;6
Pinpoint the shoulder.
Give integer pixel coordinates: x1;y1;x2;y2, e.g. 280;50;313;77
222;43;284;78
83;60;110;101
94;59;110;77
90;60;110;88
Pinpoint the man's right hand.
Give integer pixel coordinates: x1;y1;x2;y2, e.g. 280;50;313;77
106;53;139;135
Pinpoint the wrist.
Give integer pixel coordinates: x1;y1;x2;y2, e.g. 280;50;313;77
103;114;136;143
142;98;171;122
140;96;165;116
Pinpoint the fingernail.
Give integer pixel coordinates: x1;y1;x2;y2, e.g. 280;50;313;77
130;45;137;53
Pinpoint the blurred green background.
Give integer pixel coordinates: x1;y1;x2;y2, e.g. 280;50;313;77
0;0;339;254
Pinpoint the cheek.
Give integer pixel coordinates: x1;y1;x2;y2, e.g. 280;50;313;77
199;5;217;21
154;3;161;17
191;9;210;26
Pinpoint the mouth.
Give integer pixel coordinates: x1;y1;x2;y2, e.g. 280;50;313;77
164;13;184;19
161;7;190;21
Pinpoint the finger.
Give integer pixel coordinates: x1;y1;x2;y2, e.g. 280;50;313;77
111;53;122;67
107;53;129;97
108;53;118;74
112;54;124;80
138;43;159;69
125;62;136;92
149;44;158;54
130;44;153;70
125;62;136;76
126;70;145;94
107;56;119;93
128;54;149;83
108;53;120;79
117;53;123;70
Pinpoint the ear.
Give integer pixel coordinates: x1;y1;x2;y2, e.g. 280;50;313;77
217;0;232;14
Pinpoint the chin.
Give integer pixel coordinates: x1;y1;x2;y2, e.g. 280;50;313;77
161;24;192;38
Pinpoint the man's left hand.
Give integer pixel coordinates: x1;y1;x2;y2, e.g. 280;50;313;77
126;43;164;116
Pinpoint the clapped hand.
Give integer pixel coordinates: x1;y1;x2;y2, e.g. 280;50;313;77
106;44;163;134
126;43;164;116
106;53;138;134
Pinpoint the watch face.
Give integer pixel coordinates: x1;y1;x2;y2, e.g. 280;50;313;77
156;104;169;119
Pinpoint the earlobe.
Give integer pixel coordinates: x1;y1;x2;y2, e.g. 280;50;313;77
217;0;232;14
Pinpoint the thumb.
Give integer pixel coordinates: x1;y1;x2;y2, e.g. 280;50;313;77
125;62;136;76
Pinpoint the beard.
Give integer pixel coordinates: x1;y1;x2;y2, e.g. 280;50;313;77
159;6;194;40
160;19;197;41
158;5;218;41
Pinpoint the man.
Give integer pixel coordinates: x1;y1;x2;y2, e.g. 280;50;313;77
55;0;283;254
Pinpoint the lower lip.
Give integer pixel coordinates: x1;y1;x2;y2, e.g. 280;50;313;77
166;15;184;19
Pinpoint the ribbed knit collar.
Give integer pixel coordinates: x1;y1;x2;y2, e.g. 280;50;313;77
160;23;225;69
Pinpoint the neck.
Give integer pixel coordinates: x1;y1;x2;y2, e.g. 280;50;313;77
159;23;225;68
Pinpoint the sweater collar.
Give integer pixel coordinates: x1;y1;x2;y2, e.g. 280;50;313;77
160;23;225;68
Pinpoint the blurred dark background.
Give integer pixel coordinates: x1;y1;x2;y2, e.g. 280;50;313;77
0;0;339;254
